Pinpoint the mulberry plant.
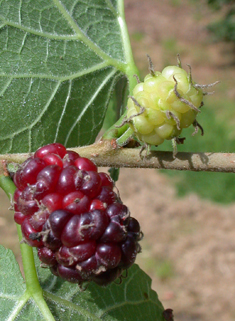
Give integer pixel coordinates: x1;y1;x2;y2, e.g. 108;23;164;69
0;0;219;321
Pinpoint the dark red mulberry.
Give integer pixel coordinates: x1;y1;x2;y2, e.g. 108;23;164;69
13;143;143;286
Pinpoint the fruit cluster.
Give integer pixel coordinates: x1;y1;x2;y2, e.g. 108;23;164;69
13;143;142;286
127;64;203;146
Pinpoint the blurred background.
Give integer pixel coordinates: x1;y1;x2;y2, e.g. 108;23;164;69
1;0;235;320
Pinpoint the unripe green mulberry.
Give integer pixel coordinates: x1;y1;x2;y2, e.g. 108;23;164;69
127;64;204;146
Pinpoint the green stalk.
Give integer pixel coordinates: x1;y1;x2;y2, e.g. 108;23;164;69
102;113;131;140
102;0;140;143
0;176;40;292
117;0;140;93
116;126;135;146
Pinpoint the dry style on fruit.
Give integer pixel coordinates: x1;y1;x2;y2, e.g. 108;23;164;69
12;143;142;286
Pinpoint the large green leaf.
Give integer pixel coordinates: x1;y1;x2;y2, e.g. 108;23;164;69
0;245;165;320
0;0;134;153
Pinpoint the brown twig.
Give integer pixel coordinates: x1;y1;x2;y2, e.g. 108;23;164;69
0;140;235;173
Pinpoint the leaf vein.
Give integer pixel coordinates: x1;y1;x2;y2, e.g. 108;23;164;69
43;276;58;292
5;292;31;321
0;77;13;96
101;298;159;318
64;68;116;145
54;79;72;141
104;0;118;16
18;0;22;25
18;31;27;54
0;61;109;81
43;290;101;321
38;8;43;33
0;16;78;40
69;0;80;16
52;0;122;69
45;39;50;64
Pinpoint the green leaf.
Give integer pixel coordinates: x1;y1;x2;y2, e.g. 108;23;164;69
0;0;137;153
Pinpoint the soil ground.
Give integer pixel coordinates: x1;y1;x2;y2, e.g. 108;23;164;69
1;1;235;320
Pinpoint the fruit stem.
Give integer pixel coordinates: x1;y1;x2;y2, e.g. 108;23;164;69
19;237;55;320
117;0;140;94
102;0;140;143
18;234;41;294
116;126;135;146
102;113;135;146
102;109;133;141
0;174;55;321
